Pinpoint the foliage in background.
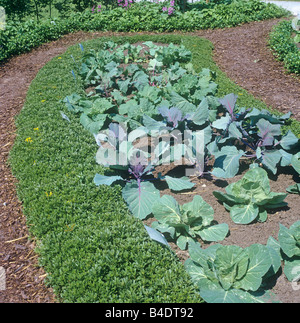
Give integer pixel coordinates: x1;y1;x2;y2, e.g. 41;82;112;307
269;19;300;74
0;0;290;63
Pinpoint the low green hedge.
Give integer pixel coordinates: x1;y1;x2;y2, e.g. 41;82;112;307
0;0;290;63
9;34;300;303
269;20;300;74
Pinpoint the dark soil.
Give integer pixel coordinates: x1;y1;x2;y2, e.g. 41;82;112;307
0;18;299;303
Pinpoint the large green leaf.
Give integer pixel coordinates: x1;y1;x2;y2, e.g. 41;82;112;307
122;181;160;220
234;244;272;292
261;150;282;175
212;146;244;178
189;98;209;126
198;223;229;242
279;130;299;150
94;174;123;186
212;115;231;130
170;91;196;114
283;258;300;282
199;288;267;303
286;183;300;194
164;176;195;191
152;195;181;225
230;203;259;224
278;222;300;258
184;258;213;290
144;225;169;247
181;195;214;226
291;152;300;174
80;113;107;134
214;245;248;291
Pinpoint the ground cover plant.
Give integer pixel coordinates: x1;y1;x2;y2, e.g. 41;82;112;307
9;33;300;303
0;0;291;63
269;18;300;74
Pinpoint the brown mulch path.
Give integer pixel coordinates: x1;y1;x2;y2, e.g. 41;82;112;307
0;18;299;303
191;18;300;120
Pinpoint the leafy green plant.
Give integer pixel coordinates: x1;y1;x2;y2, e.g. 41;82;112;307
151;194;229;250
286;183;300;194
278;221;300;282
185;240;281;303
63;40;218;134
0;0;290;63
93;122;195;220
210;93;299;177
291;15;300;43
213;166;288;224
291;152;300;174
269;20;300;74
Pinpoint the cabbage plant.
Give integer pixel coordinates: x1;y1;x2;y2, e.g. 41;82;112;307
94;122;195;220
211;93;299;178
185;241;281;303
291;15;300;43
213;166;288;224
151;194;229;250
278;221;300;282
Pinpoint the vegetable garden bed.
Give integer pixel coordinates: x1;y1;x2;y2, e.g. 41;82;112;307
7;33;300;303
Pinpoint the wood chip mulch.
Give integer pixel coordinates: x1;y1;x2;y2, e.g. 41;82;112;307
0;17;299;303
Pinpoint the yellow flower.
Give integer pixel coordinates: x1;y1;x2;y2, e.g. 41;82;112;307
45;192;53;197
34;127;39;131
65;224;75;232
58;57;62;60
25;137;33;143
41;100;46;103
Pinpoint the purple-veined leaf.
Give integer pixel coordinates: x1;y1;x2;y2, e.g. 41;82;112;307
257;119;281;147
108;122;127;141
219;93;238;118
129;150;150;179
158;106;182;128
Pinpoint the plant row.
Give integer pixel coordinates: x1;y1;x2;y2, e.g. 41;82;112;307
0;0;290;63
269;18;300;74
61;40;300;302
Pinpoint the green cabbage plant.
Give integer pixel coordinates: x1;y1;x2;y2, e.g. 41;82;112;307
185;241;281;303
151;194;229;250
213;166;288;224
278;221;300;282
